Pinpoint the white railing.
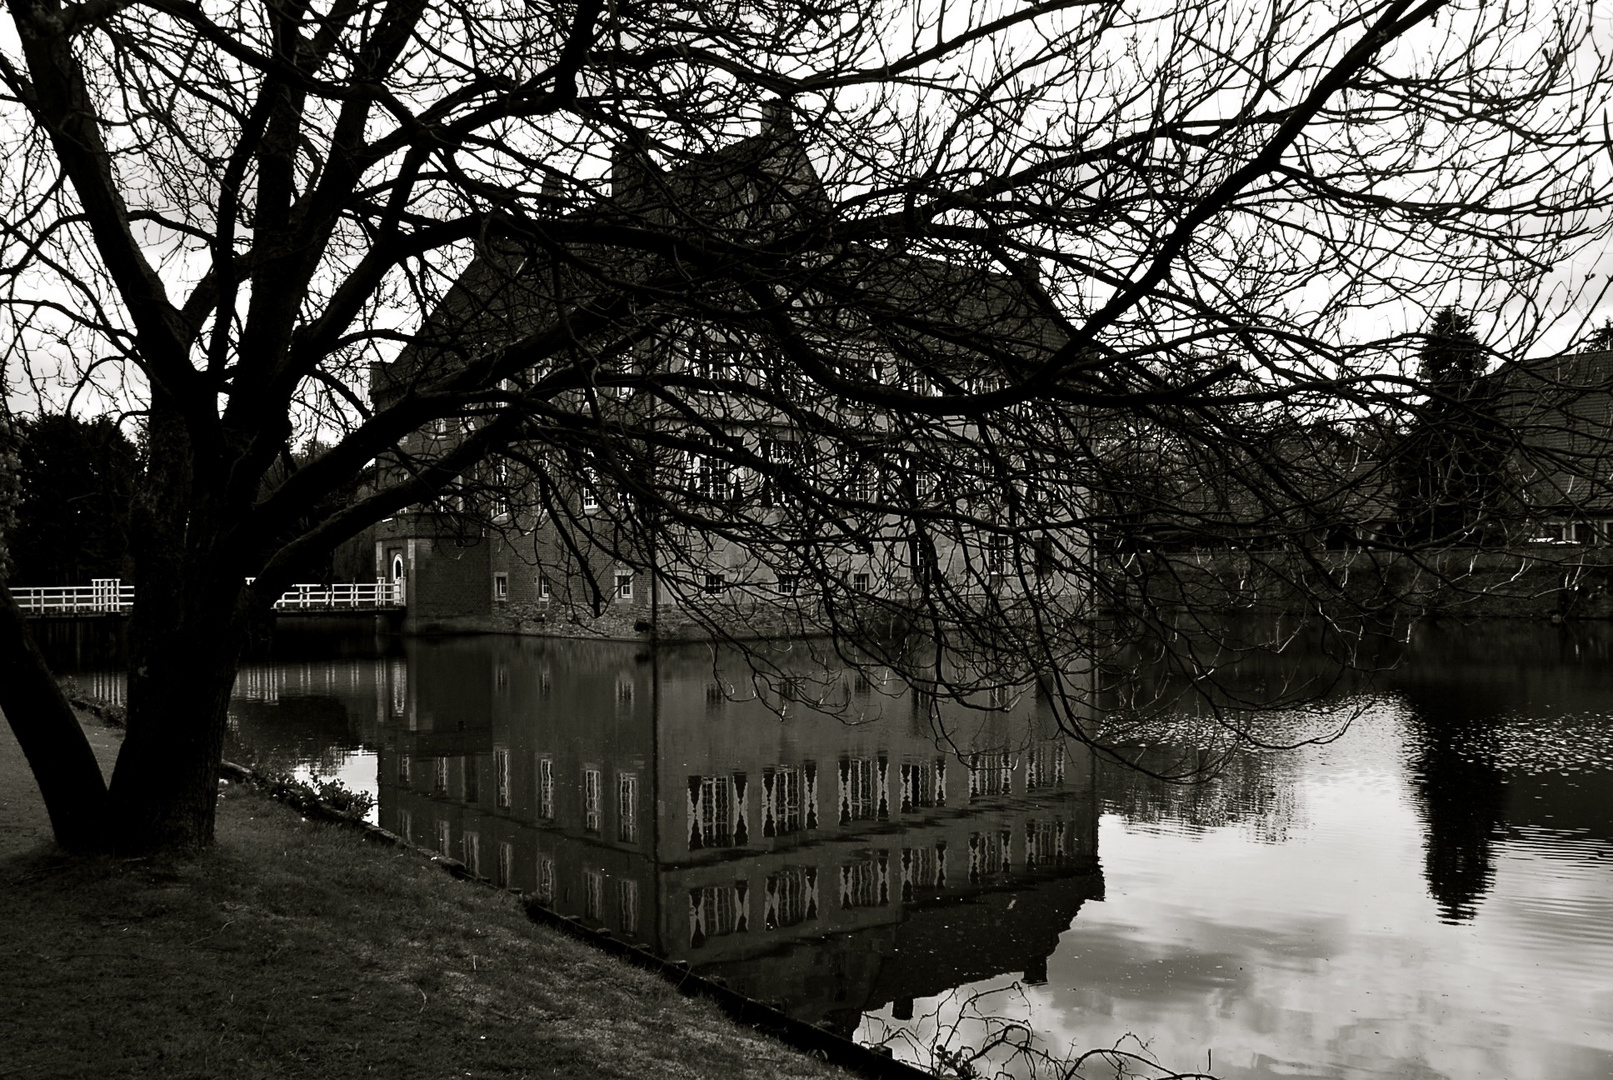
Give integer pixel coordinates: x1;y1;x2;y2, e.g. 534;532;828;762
268;580;406;611
12;578;135;614
13;577;405;614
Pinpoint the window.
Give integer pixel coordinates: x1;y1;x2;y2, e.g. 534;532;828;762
582;484;599;511
988;533;1008;576
685;438;735;503
851;571;871;592
618;772;638;843
689;773;747;849
704;572;726;593
583;768;602;832
539;757;555;820
539;575;551;600
493;573;508;602
776;574;798;595
494;748;511;808
689;329;745;390
614;572;634;601
759;437;799;507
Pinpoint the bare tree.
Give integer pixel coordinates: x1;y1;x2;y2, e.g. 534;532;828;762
2;0;1612;855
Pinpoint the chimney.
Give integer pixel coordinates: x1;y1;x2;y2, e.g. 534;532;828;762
611;142;648;199
760;97;794;135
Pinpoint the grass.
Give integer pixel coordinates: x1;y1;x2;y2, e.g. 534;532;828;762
0;750;847;1080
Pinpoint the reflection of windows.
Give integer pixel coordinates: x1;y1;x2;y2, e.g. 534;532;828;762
1025;744;1064;791
436;819;451;857
967;750;1012;799
583;769;602;833
839;851;889;909
584;870;604;920
900;759;945;812
463;831;481;877
840;758;876;823
463;756;480;803
968;830;1012;882
396;809;412;844
539;758;555;821
1025;819;1066;870
766;867;817;929
617;879;640;935
688;773;747;849
762;766;804;836
617;772;638;843
901;845;945;900
434;757;449;794
495;749;511;808
536;857;555;903
398;753;412;784
689;882;749;946
497;842;514;888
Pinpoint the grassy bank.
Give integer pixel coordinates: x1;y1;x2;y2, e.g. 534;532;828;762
0;719;844;1080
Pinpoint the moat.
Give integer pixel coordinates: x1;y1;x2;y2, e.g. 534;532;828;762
52;620;1613;1079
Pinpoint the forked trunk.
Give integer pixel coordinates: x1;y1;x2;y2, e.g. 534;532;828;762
105;580;248;855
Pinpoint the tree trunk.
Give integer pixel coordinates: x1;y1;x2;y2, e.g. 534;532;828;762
0;585;111;852
104;396;255;856
105;579;248;855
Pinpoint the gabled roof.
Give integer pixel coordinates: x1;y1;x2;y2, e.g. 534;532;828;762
375;108;1070;406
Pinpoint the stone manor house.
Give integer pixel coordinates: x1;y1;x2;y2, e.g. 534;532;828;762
364;105;1080;639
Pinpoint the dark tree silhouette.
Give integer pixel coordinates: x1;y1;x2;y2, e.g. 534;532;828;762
1;0;1612;855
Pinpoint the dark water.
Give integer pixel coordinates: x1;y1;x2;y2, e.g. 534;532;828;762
54;622;1613;1079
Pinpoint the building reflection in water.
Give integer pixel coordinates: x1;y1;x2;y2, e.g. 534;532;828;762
370;636;1104;1036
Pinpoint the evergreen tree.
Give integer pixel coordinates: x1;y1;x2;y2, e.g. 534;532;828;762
1395;308;1507;544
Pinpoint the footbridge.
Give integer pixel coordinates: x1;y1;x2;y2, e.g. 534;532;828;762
13;578;406;617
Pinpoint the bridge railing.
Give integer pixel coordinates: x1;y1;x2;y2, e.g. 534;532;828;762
269;580;406;610
13;577;405;614
12;578;136;614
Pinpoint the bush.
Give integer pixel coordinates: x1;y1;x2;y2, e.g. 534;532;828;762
261;773;376;821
